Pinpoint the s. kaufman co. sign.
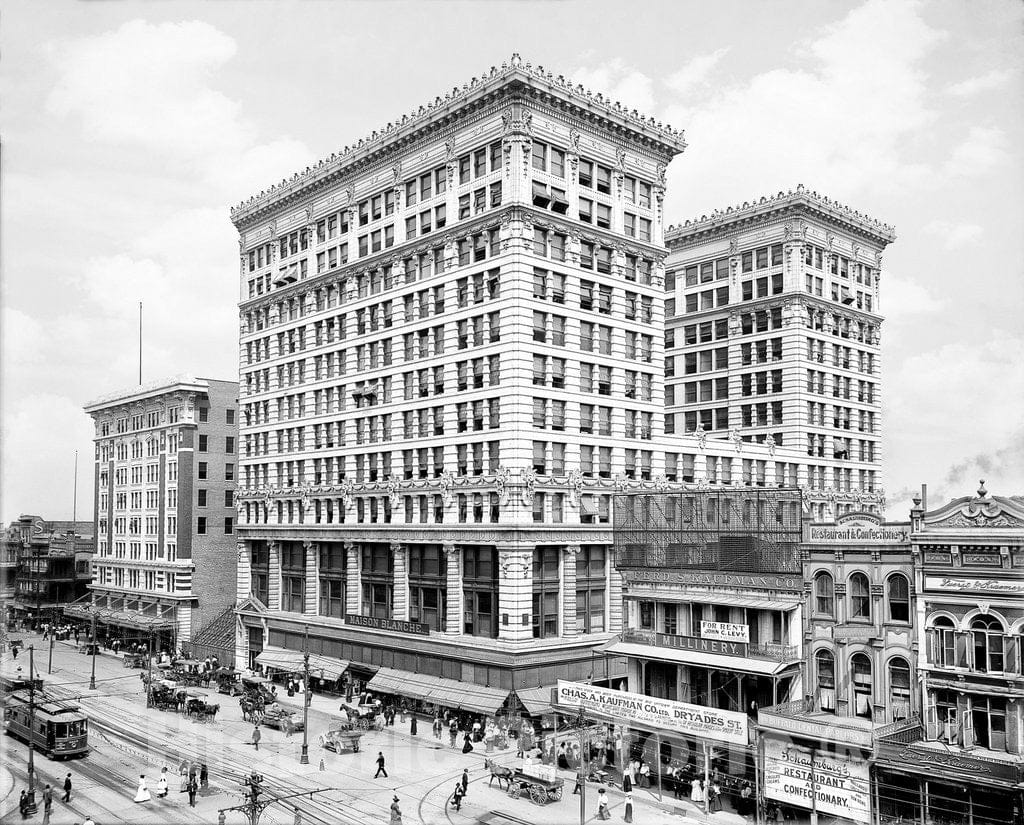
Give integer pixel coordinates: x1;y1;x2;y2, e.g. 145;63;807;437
808;518;909;544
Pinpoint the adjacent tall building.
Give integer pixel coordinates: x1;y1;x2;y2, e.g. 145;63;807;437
73;377;239;653
664;187;895;521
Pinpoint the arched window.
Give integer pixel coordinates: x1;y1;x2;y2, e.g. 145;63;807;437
814;572;835;617
815;649;835;712
887;574;910;623
849;573;871;620
931;616;956;667
851;653;873;718
888;657;911;720
971;615;1005;673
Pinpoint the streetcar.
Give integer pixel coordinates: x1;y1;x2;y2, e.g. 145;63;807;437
4;690;89;759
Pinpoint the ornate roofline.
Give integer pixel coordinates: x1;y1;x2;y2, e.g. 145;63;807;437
917;481;1024;531
666;184;896;248
84;375;218;412
230;54;687;229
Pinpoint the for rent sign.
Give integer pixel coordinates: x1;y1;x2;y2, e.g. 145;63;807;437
764;739;870;824
700;620;750;644
554;681;749;745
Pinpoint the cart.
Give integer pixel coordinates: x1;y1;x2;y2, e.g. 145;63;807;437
508;767;564;805
79;642;102;656
123;653;148;668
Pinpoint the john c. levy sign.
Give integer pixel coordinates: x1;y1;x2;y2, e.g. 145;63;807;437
764;739;870;824
701;620;750;644
554;680;748;745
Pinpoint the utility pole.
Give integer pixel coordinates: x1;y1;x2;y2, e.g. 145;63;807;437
300;625;310;765
89;609;97;690
217;771;330;825
47;606;56;673
563;708;591;825
26;645;38;813
146;629;154;708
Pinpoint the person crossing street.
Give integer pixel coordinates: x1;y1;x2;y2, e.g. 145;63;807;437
374;751;388;778
62;773;72;803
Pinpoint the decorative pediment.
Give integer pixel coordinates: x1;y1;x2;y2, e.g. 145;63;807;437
237;595;267;615
924;482;1024;529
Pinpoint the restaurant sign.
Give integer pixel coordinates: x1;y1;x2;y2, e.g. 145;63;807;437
808;521;908;544
700;621;750;644
344;614;429;636
764;739;870;824
656;632;747;657
554;680;749;746
924;577;1024;596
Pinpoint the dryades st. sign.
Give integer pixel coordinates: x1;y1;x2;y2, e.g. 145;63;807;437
554;680;749;746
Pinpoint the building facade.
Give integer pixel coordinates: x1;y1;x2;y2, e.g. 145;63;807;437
874;484;1024;825
228;56;836;710
3;515;92;627
74;377;239;651
664;187;895;522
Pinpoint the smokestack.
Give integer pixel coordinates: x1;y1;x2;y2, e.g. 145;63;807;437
921;484;928;512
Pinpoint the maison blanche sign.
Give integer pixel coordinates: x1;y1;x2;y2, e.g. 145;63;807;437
764;739;870;824
344;614;429;635
656;632;747;657
808;521;908;544
924;577;1024;595
554;680;749;745
701;620;750;644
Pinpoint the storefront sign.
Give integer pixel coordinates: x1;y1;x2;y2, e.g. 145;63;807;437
700;620;750;644
344;614;429;636
924;576;1024;595
656;632;748;657
961;553;1001;567
554;681;748;745
764;739;870;824
758;710;874;747
808;522;908;543
832;626;875;643
924;551;952;564
874;741;1022;783
623;570;801;591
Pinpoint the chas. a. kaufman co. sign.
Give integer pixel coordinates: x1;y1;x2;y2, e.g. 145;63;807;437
809;519;908;544
554;680;748;745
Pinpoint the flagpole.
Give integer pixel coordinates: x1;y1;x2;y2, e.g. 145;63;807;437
139;301;143;385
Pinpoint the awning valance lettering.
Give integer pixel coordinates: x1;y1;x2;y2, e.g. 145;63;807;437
604;640;796;677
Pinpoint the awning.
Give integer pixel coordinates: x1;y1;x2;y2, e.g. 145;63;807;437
366;667;509;715
255;646;349;681
605;641;796;677
621;595;798;611
63;603;175;630
515;686;557;717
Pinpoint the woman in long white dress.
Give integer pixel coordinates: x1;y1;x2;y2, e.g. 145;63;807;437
134;775;151;803
690;778;704;805
157;768;169;798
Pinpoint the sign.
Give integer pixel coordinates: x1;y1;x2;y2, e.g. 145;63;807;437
874;741;1022;784
701;620;750;644
924;551;952;564
344;614;429;636
656;632;747;657
758;710;874;748
808;522;909;544
961;553;1001;567
924;577;1024;595
764;739;870;824
832;626;875;643
623;570;801;591
554;680;748;746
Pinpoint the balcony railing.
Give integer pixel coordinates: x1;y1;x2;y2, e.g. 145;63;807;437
874;715;922;745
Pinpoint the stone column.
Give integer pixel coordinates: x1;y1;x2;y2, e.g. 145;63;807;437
498;544;533;642
444;544;463;636
303;541;318;617
345;542;360;616
608;545;623;633
267;541;282;610
306;222;318;279
562;545;580;638
392;542;409;621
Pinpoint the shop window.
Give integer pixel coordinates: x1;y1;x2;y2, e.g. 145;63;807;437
887;574;910;623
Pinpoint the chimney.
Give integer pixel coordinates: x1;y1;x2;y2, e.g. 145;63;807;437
921;484;928;512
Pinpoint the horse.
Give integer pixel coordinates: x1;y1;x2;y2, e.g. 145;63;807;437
483;758;515;791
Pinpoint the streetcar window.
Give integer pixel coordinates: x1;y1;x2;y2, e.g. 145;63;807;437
55;723;67;737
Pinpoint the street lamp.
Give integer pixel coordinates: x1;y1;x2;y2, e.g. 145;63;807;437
562;708;592;825
299;626;310;765
89;608;97;690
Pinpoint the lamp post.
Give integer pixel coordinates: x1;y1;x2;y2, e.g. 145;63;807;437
299;626;310;765
563;708;592;825
25;645;38;814
89;608;97;690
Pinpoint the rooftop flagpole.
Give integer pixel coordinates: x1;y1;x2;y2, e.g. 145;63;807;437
139;301;143;385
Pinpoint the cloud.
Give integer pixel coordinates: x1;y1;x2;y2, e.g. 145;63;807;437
664;49;730;97
922;220;984;249
569;57;656;115
943;125;1009;177
946;69;1011;96
881;272;946;320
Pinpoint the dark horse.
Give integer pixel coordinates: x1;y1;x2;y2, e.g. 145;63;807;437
483;758;515;791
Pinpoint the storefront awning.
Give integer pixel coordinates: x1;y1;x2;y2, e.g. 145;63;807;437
605;641;795;677
515;686;557;717
63;603;176;630
366;667;509;715
255;646;349;681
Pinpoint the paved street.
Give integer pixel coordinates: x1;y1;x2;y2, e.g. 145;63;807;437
0;634;747;824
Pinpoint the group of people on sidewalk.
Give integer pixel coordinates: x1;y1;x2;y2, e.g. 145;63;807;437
131;761;208;808
19;774;94;825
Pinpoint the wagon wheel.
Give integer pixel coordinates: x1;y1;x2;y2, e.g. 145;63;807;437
553;785;563;801
529;783;547;805
509;782;522;799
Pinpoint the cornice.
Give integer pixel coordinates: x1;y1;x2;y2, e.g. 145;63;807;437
231;54;686;230
666;185;896;249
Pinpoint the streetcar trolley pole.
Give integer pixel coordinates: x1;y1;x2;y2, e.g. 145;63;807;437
217;771;331;825
88;608;97;690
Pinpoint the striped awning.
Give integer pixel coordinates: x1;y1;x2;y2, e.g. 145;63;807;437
255;646;349;681
366;667;509;715
514;685;557;717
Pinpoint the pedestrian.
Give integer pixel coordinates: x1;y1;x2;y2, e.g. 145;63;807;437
284;717;295;738
178;760;189;791
374;751;388;778
75;627;80;645
157;767;169;798
709;779;723;813
596;786;611;821
390;795;403;825
252;725;261;750
42;784;53;824
461;768;469;795
462;733;474;753
691;778;705;806
573;768;584;795
622;766;632;793
134;774;151;803
451;783;465;811
186;777;198;808
449;718;458;748
62;773;72;802
638;761;650;788
200;762;209;791
624;791;634;823
18;790;27;819
739;780;753;816
293;805;302;825
409;713;417;736
433;715;442;739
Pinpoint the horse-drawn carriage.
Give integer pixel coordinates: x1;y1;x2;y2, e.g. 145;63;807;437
123;653;148;669
485;761;563;806
170;659;207;687
338;701;378;730
183;690;220;722
150;682;185;712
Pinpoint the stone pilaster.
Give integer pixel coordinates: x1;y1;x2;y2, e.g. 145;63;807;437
608;546;623;633
268;541;282;610
562;545;580;638
391;542;409;621
444;544;462;636
345;542;360;615
304;541;318;617
497;545;533;642
236;539;252;602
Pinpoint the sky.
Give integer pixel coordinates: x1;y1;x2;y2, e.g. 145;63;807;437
1;0;1022;525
